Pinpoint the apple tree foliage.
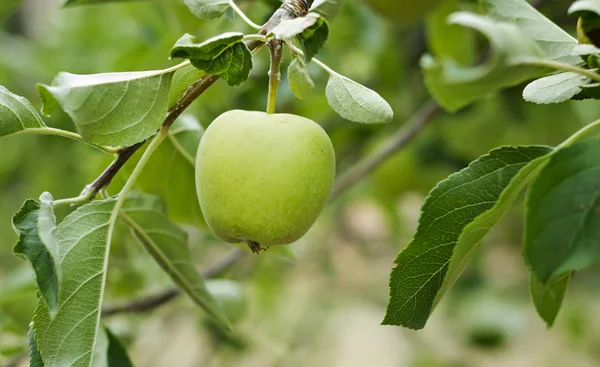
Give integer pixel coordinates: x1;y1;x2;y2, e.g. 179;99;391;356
0;0;599;365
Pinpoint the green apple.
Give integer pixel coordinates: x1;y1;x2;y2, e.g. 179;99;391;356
206;279;248;324
363;0;442;25
196;110;336;250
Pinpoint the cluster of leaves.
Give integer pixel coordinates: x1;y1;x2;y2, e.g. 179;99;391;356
384;0;600;329
0;0;398;365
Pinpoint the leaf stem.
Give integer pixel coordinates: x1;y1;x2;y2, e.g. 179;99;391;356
267;40;284;114
523;58;600;83
243;34;269;43
230;0;263;29
557;119;600;150
52;192;94;207
11;127;120;154
92;128;169;359
285;41;336;75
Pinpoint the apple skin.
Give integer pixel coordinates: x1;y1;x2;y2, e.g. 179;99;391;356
363;0;442;25
196;110;336;248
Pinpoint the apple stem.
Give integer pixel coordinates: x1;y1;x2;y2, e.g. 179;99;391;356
267;39;284;114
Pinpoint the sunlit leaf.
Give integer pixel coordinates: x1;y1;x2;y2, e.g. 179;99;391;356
421;12;548;112
326;72;393;124
0;86;46;138
523;72;592;104
184;0;230;20
32;198;115;367
37;68;175;147
484;0;581;65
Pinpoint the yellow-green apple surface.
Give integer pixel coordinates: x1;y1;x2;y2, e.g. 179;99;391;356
364;0;442;25
196;110;336;250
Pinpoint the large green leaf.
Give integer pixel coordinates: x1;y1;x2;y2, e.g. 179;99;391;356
0;85;46;138
170;33;252;87
483;0;580;65
421;12;548;112
525;139;600;282
32;198;115;367
383;146;552;329
37;68;176;147
12;193;60;316
114;116;206;229
118;192;230;329
31;192;226;366
529;272;571;328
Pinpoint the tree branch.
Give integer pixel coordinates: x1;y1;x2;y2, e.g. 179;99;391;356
330;101;441;200
101;100;441;317
85;0;311;200
100;0;313;318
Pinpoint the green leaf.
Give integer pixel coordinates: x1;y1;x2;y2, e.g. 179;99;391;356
271;13;323;40
168;64;207;110
170;33;252;87
32;198;116;367
483;0;580;65
529;272;571;328
29;327;43;367
184;0;230;20
325;72;393;124
12;193;60;316
523;72;593;104
383;146;552;329
525;139;600;282
37;68;175;147
0;86;46;138
420;12;548;112
91;327;132;367
105;327;133;367
295;14;329;62
309;0;343;19
287;58;315;100
114;116;206;229
119;192;230;329
425;0;476;66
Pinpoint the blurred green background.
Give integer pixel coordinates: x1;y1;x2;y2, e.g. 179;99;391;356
2;0;600;366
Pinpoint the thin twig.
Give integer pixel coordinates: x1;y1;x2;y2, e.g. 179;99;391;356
330;101;441;200
102;249;245;317
267;39;284;114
